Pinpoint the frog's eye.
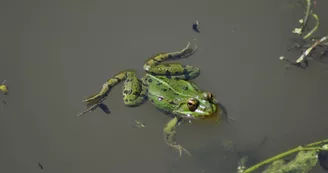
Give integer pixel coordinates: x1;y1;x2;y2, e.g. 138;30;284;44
187;99;198;112
204;92;214;101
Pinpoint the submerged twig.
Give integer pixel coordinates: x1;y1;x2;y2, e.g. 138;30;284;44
132;120;146;128
296;34;327;63
38;162;43;170
299;0;311;35
302;13;319;40
279;0;327;68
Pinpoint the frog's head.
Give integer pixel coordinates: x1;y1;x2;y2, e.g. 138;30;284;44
174;92;221;120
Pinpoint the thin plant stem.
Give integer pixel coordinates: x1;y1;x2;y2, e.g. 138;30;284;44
242;140;328;173
296;34;328;63
300;0;311;34
303;13;319;40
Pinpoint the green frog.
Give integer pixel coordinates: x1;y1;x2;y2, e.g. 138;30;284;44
78;41;226;156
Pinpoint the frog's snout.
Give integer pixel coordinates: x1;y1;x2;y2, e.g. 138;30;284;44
195;104;218;120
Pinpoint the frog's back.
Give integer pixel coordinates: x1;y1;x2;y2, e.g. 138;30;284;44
144;74;202;96
142;74;203;112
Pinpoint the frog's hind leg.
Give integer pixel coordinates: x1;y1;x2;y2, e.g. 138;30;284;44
78;70;146;116
163;116;192;157
144;42;200;80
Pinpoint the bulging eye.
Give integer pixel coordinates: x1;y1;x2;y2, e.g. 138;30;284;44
207;93;213;100
187;98;198;112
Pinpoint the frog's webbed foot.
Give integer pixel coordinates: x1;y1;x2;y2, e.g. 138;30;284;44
78;70;145;116
170;143;192;157
78;83;111;116
163;117;192;157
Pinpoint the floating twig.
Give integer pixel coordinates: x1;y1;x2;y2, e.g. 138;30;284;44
132;120;146;128
192;21;200;33
279;0;327;68
38;162;43;170
296;34;327;63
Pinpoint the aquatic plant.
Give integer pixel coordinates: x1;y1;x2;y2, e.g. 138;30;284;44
237;139;328;172
279;0;328;69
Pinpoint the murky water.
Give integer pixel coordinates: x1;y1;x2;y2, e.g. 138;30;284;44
1;0;328;173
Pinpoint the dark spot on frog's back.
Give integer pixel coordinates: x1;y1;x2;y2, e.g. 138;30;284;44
162;88;168;92
148;78;152;83
156;82;162;86
169;101;175;105
123;90;132;94
183;86;188;90
183;68;190;79
165;70;171;78
114;77;122;82
142;82;148;87
133;91;139;96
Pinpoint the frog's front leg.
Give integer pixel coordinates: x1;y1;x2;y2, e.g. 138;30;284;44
78;70;147;116
163;116;191;157
144;42;200;80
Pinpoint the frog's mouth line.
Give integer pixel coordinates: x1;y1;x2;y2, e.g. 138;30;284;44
180;104;220;120
202;104;221;120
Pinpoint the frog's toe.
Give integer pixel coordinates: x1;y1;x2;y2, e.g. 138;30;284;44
82;93;103;103
77;103;111;116
78;93;110;116
77;104;98;116
83;93;108;106
172;144;192;157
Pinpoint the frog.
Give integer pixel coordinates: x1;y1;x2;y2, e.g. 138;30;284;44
78;41;227;157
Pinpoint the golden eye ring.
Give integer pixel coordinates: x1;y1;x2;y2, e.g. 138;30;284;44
187;99;198;112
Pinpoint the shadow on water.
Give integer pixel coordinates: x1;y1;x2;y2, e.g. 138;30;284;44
167;127;268;173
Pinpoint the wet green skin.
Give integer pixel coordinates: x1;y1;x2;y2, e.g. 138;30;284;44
78;42;222;156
